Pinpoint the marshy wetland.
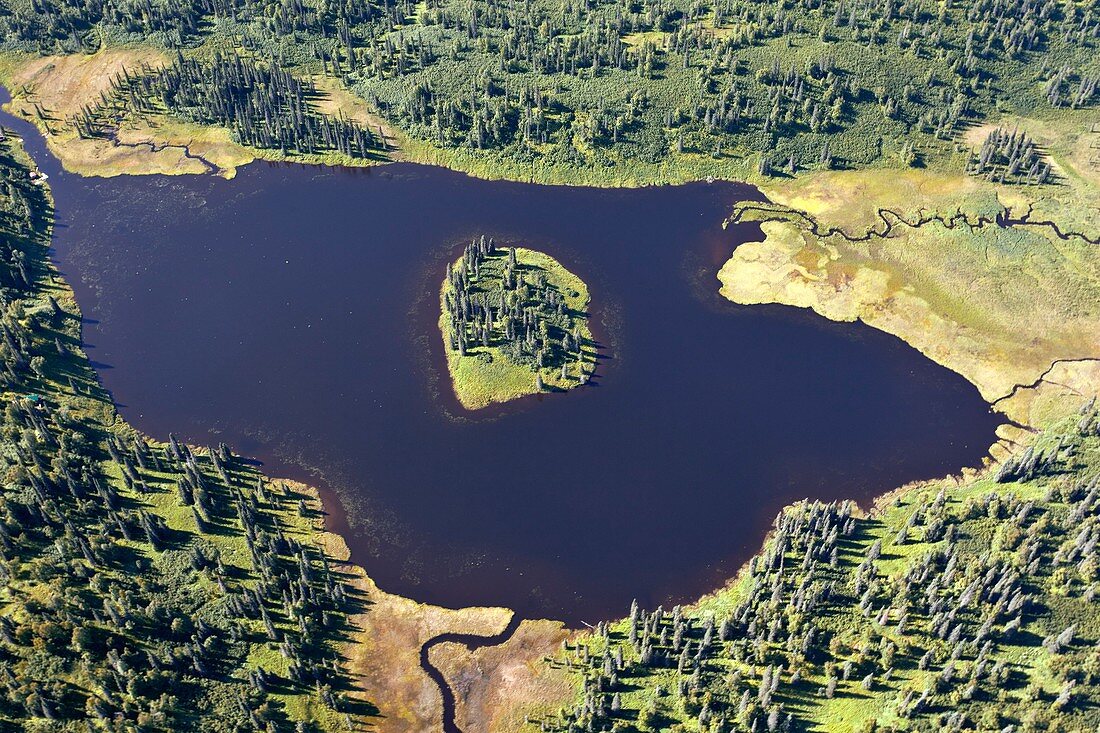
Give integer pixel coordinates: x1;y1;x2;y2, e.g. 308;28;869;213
2;92;1002;623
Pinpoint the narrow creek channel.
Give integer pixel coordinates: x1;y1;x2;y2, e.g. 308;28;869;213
420;616;525;733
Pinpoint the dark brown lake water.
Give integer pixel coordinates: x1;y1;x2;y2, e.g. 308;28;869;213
2;90;1002;623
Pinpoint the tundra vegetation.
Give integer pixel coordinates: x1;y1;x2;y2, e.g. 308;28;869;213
73;54;383;162
441;237;594;409
0;0;1098;730
716;105;1100;437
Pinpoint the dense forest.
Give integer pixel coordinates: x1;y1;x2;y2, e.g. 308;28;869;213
443;237;589;390
74;54;382;159
536;411;1100;732
1;0;1096;175
0;132;367;732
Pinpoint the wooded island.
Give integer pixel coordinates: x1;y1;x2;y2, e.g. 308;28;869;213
440;237;594;409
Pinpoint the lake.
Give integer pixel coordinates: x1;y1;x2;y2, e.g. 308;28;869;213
1;90;1001;623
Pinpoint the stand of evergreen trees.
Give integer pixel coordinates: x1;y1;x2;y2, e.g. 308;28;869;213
76;54;380;160
2;0;1095;175
0;132;369;732
967;126;1052;185
538;408;1100;733
444;236;588;384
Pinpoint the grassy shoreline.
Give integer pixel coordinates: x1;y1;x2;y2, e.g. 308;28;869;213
717;123;1100;433
5;43;1100;733
517;407;1100;733
0;48;944;189
0;48;744;185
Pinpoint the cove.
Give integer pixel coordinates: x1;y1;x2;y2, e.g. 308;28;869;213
0;89;1002;623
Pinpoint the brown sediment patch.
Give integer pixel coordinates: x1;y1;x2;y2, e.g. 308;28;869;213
284;479;516;733
429;619;575;733
311;75;405;156
963;113;1100;193
992;359;1100;431
342;571;512;733
0;50;257;177
0;49;170;119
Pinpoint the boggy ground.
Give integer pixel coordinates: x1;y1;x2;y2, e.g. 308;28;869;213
0;49;256;177
717;109;1100;439
427;618;574;733
316;528;515;733
0;47;751;186
0;49;401;178
0;47;812;187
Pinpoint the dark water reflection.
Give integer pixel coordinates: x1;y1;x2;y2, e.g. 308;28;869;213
1;89;1001;623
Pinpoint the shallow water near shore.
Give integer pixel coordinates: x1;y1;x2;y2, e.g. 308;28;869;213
1;87;1002;623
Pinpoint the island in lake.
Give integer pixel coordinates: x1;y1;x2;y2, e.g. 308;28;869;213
440;237;594;409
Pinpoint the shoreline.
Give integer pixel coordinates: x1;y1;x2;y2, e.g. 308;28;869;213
2;74;1029;610
0;84;538;732
0;51;780;190
6;69;1095;731
0;72;1048;571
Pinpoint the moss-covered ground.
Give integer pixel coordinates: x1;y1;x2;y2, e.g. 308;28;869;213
718;108;1100;429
